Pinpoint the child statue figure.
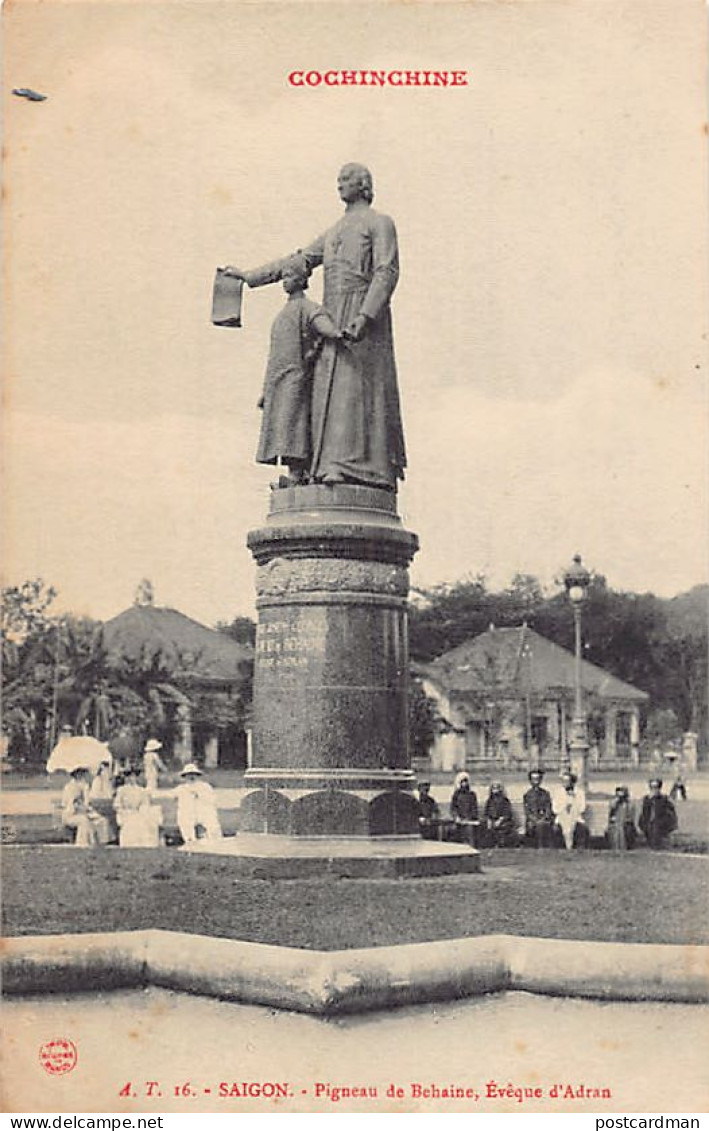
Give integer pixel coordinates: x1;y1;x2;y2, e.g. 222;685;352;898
256;254;340;486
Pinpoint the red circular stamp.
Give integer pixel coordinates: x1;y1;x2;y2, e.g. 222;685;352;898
39;1039;77;1076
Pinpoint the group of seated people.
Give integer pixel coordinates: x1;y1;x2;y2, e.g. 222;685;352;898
60;742;222;848
417;769;679;850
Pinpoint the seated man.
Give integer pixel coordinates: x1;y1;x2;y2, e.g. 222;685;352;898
523;769;555;848
483;781;518;848
552;770;589;850
176;763;223;844
639;778;677;849
450;772;479;847
416;781;441;839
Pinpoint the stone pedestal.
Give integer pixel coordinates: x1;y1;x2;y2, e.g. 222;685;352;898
244;484;420;837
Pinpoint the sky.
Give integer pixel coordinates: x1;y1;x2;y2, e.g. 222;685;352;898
3;0;707;627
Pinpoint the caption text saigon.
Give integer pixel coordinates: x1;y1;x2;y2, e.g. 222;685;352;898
118;1079;612;1105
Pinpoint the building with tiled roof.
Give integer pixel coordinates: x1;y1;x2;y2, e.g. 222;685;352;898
102;603;252;768
420;624;649;773
103;604;252;684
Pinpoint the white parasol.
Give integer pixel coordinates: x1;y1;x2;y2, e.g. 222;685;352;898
46;735;111;774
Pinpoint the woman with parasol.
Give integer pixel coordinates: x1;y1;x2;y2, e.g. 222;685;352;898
47;733;113;846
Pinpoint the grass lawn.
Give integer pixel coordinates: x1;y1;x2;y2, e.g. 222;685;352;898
3;845;707;950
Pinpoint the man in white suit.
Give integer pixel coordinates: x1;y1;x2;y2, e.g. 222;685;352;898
175;763;223;845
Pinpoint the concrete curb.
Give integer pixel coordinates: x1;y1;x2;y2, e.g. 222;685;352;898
2;931;708;1013
144;930;335;1014
504;935;709;1003
0;931;148;994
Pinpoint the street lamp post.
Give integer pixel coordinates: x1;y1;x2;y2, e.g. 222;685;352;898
563;554;591;789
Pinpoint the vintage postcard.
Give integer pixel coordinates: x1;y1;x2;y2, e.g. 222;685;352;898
2;0;708;1116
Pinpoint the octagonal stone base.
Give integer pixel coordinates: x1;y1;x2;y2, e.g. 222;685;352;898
181;834;481;878
239;783;421;837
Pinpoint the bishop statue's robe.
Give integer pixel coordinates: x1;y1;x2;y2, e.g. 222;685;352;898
245;201;406;489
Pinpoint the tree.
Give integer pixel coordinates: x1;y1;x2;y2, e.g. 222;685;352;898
1;578;57;682
504;573;546;622
644;708;682;752
2;579;257;769
2;612;140;763
216;616;257;647
55;619;152;739
1;590;187;763
2;581;60;764
105;644;194;753
1;578;57;644
408;679;438;762
655;634;707;737
408;575;490;661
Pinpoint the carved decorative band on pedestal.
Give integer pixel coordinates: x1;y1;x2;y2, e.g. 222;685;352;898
256;557;410;603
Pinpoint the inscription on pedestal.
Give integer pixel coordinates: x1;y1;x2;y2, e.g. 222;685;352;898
256;618;326;671
247;485;419;833
253;599;409;772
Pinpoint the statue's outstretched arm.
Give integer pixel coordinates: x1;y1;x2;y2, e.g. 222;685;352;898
222;233;326;288
243;258;290;288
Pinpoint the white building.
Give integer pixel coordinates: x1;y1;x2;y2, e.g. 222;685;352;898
419;624;649;774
